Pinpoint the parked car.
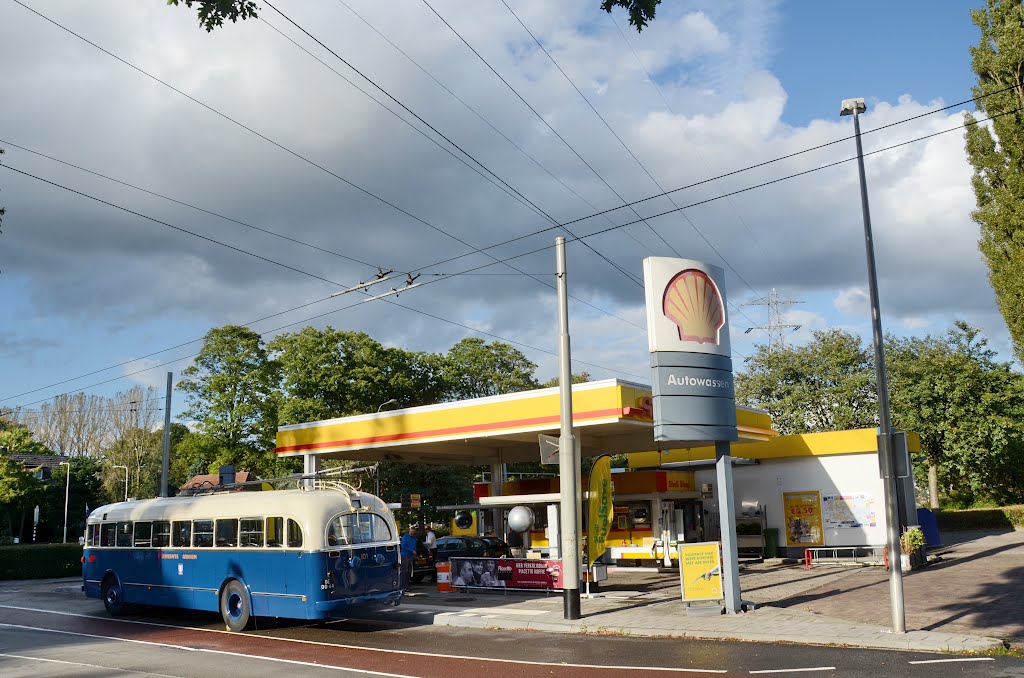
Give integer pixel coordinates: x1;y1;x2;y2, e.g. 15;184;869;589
410;542;435;584
480;536;511;558
433;535;487;562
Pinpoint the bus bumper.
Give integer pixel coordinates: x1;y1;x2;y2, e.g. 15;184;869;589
315;589;402;612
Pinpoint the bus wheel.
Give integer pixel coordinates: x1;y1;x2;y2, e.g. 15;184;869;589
101;576;128;616
220;580;252;632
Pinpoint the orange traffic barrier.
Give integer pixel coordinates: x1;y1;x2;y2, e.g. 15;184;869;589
436;561;452;592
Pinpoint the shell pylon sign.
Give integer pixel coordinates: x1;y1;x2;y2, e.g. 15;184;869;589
643;258;738;443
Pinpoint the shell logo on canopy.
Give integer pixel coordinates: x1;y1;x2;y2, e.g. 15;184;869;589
661;269;725;345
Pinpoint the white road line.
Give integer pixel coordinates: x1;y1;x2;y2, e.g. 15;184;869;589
749;668;836;674
0;624;415;678
908;658;995;665
0;652;181;676
0;604;727;673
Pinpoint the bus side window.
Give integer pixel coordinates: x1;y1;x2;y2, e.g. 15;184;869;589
134;522;153;548
287;519;303;548
153;521;171;548
101;523;116;547
172;521;191;547
216;519;238;547
116;522;133;548
193;520;214;548
240;518;263;547
87;524;97;547
266;517;283;547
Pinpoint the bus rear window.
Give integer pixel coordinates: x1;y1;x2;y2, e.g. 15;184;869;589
328;513;392;546
172;521;191;547
193;520;213;548
216;519;238;547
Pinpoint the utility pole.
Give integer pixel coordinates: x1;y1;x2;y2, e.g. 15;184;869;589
161;373;172;497
743;288;802;353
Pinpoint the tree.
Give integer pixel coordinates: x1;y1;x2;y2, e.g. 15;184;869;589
169;430;221;488
270;326;446;424
539;372;592;388
442;338;539;401
964;0;1024;362
601;0;661;32
888;322;1024;507
178;325;281;477
41;456;104;542
170;0;661;33
735;330;877;435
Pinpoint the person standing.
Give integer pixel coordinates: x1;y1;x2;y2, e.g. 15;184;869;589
400;525;418;591
424;527;437;562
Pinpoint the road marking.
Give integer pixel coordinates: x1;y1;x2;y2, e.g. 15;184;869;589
0;652;166;674
750;668;836;674
0;604;727;673
0;624;415;677
908;658;995;665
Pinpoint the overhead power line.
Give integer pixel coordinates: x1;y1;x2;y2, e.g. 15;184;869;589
3;104;1014;407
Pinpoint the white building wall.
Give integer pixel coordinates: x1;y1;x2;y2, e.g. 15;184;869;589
694;453;889;552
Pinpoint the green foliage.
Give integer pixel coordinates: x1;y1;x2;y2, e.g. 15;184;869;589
735;329;876;434
601;0;661;32
935;505;1024;531
442;338;538;400
899;526;926;552
964;1;1024;362
378;462;475;524
0;419;50;456
179;325;280;477
269;326;446;423
0;543;82;579
167;0;258;32
40;456;104;541
887;322;1024;506
539;371;592;388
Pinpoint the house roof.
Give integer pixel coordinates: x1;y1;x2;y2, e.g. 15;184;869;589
8;453;68;469
179;471;252;491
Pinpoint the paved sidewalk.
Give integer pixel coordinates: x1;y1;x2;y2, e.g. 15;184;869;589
394;558;1003;653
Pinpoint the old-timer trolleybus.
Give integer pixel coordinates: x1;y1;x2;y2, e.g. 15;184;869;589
83;480;401;631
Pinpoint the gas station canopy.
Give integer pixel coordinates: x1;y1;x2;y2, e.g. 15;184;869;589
276;379;776;466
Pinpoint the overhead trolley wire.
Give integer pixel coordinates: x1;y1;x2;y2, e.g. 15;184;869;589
2;103;1014;406
500;0;763;331
10;0;640;328
261;1;645;289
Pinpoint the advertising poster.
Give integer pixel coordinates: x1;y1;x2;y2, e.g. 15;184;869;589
678;542;722;602
783;491;823;546
822;492;877;529
449;558;563;590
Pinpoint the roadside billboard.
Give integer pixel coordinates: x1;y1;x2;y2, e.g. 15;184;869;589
450;558;563;590
678;542;722;602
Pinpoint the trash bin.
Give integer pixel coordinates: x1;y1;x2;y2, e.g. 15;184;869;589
763;528;779;558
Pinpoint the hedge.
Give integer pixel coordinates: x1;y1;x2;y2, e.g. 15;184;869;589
0;543;83;580
934;505;1024;532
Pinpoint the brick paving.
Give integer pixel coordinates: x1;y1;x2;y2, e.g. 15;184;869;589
773;529;1024;646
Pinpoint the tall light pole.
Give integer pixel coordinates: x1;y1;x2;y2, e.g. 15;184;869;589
114;465;128;502
60;460;70;544
840;97;905;633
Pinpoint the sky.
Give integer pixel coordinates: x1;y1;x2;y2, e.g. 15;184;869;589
0;0;1003;426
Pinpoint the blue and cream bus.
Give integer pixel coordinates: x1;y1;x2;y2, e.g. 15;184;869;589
82;481;402;631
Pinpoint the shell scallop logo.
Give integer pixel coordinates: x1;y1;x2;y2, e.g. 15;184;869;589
661;269;725;345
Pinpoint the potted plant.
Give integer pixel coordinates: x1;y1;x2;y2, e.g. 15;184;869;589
899;527;926;571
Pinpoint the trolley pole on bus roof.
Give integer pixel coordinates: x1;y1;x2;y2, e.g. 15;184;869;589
556;237;581;620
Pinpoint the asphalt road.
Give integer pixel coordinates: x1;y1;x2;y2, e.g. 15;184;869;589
0;579;1022;678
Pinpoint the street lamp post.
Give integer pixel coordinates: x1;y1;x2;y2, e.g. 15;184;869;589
114;464;128;502
377;399;399;412
60;460;70;544
840;97;905;634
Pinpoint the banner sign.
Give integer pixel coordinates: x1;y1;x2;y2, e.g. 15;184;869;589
643;257;737;443
783;491;824;546
587;455;614;566
449;557;563;590
678;542;723;602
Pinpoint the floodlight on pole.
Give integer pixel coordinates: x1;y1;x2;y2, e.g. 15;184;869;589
60;460;70;544
114;465;128;502
840;96;906;634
